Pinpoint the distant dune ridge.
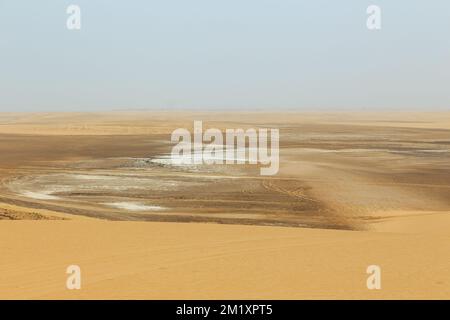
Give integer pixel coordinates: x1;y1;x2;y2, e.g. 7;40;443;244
0;111;449;299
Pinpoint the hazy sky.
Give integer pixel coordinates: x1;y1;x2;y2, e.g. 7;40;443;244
0;0;449;112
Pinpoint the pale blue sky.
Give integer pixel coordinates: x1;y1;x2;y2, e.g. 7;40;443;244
0;0;449;111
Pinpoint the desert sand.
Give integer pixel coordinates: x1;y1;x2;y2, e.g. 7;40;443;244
0;112;449;299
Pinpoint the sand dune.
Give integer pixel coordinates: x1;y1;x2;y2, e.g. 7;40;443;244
0;216;448;299
0;112;449;299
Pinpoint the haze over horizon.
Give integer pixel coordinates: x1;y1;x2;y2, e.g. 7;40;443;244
1;0;449;112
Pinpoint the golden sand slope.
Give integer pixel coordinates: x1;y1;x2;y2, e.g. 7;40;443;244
0;212;449;300
0;112;449;299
